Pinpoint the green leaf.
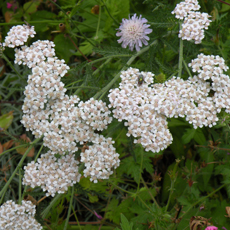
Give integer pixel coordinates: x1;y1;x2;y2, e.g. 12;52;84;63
57;0;76;6
199;151;214;187
194;128;206;145
168;118;190;127
53;34;76;63
182;128;196;144
120;213;133;230
88;193;99;203
74;40;93;57
23;1;40;14
79;177;91;189
0;111;13;130
169;136;185;158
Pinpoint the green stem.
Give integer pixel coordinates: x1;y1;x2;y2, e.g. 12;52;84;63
110;182;135;195
101;0;120;26
0;144;29;156
141;176;160;209
0;137;41;204
183;59;192;78
179;183;225;220
73;57;112;96
178;21;183;78
137;194;154;214
93;57;112;76
94;40;158;99
67;86;101;90
64;186;75;230
18;169;22;204
111;181;153;214
138;149;143;191
72;205;82;230
0;21;64;26
65;80;83;88
87;55;131;66
42;194;62;219
95;4;101;39
2;53;23;78
165;159;181;212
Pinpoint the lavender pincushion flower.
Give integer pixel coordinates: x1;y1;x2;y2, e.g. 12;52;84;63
116;14;152;51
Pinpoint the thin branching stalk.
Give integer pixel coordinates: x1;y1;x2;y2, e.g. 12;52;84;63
94;39;158;100
73;57;112;96
42;194;62;219
141;176;160;209
172;184;225;230
71;205;82;230
183;60;192;77
95;4;102;39
138;149;143;191
101;0;120;26
178;21;183;78
0;137;41;203
2;53;23;78
165;158;181;212
18;169;22;204
63;186;75;230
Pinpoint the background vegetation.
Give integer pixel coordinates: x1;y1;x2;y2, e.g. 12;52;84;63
1;0;230;229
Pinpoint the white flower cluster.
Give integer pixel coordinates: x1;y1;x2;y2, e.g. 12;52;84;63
108;68;173;153
0;200;42;230
3;25;119;195
80;136;120;183
189;53;230;113
78;98;112;131
15;40;56;68
150;76;217;128
23;151;81;197
172;0;211;44
3;25;35;48
108;61;230;152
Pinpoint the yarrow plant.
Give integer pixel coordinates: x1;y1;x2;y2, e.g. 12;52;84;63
3;24;120;196
172;0;211;43
116;13;152;51
108;52;230;153
2;0;230;229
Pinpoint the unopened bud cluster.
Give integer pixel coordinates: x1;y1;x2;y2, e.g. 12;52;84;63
0;200;42;229
109;57;230;152
3;25;119;195
172;0;211;44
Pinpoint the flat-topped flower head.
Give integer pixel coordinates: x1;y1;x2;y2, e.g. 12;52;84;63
116;14;152;51
4;24;36;48
172;0;211;44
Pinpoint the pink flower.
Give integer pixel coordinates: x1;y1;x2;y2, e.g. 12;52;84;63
93;210;103;220
116;14;152;51
205;226;218;230
6;2;13;9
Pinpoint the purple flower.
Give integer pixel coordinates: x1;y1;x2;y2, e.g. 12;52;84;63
116;14;152;52
205;226;218;230
222;227;227;230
